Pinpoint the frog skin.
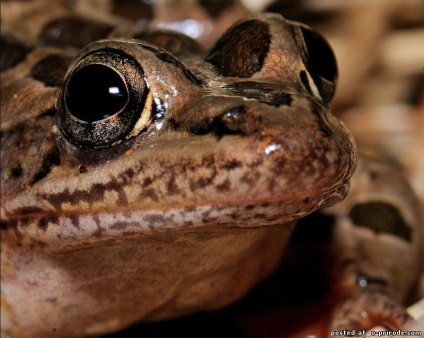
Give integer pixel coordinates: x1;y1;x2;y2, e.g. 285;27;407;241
0;1;418;337
321;153;423;332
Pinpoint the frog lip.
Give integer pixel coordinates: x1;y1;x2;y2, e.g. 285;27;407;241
2;120;356;228
4;180;347;218
1;182;349;252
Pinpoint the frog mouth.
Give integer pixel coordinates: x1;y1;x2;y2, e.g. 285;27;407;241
1;180;350;253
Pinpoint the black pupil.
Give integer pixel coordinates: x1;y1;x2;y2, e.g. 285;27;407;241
301;27;336;82
65;64;128;122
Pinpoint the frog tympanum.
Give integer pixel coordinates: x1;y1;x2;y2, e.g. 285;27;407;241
1;1;422;337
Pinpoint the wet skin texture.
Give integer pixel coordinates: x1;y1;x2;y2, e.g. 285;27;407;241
1;1;421;337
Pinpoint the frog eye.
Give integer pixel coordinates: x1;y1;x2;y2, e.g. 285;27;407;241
57;49;150;150
291;23;337;104
65;64;128;123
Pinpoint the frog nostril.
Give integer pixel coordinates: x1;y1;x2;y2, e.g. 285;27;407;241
65;64;129;123
188;105;248;137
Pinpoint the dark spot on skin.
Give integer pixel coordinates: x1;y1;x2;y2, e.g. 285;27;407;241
30;147;61;185
0;34;33;71
111;0;153;22
122;168;135;180
198;0;234;17
111;222;126;230
190;166;218;191
91;185;106;198
205;20;271;77
142;44;203;86
185;206;196;213
40;178;128;210
116;169;135;187
11;164;23;178
167;118;181;131
1;219;19;238
222;159;242;170
202;210;211;219
1;219;12;230
245;205;255;210
292;211;335;243
144;214;167;225
38;16;113;48
133;31;204;58
348;202;412;242
92;214;105;237
188;105;248;137
38;214;59;230
225;82;292;107
110;221;139;230
167;174;181;195
92;180;128;205
13;207;44;215
79;165;87;173
369;171;378;181
68;215;80;229
139;188;159;203
216;179;231;192
92;227;104;237
240;171;260;186
188;118;217;135
31;54;73;87
142;177;153;188
192;177;214;190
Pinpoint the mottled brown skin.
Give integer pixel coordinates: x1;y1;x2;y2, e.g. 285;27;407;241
1;7;355;338
0;1;375;337
324;153;423;332
2;1;423;338
1;8;356;239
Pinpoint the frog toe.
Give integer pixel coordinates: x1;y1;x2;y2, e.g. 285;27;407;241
329;290;412;335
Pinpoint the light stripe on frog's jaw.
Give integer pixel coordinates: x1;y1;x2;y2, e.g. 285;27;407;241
1;14;356;250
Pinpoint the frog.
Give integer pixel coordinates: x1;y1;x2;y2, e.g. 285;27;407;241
0;0;421;337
